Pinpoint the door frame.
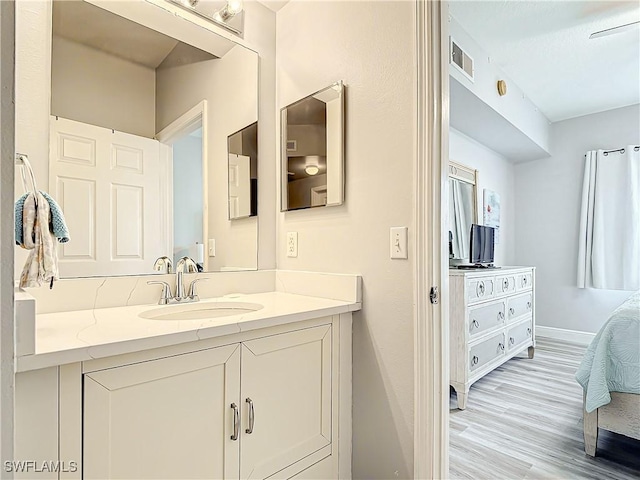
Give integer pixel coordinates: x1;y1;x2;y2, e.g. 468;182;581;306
156;100;209;271
414;1;450;478
0;0;16;471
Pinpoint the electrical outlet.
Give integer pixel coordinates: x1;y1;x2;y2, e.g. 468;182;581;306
287;232;298;258
208;239;216;257
390;227;408;259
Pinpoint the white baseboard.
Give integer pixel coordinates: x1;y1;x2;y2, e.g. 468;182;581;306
536;326;596;346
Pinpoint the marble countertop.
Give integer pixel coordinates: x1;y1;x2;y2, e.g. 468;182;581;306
17;291;361;372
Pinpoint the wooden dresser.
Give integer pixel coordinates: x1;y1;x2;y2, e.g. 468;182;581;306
450;266;536;409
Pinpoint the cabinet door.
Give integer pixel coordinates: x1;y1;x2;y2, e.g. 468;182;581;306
240;325;332;480
84;345;241;480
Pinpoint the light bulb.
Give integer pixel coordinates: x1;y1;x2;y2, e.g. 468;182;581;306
227;0;244;15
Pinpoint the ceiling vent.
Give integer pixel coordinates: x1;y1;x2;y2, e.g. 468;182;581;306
450;37;474;82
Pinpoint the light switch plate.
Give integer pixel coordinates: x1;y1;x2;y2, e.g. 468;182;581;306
287;232;298;258
208;239;216;257
390;227;408;259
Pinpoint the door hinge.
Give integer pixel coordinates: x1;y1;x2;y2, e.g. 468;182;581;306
430;286;439;304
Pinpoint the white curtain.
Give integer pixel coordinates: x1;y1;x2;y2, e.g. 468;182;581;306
577;146;640;290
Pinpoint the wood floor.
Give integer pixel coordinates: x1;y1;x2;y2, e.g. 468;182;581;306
450;338;640;480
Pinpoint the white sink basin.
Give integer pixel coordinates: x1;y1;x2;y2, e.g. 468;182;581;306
139;302;263;321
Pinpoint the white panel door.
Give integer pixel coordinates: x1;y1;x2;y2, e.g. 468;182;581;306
228;153;251;219
50;117;165;276
84;345;241;480
240;325;332;479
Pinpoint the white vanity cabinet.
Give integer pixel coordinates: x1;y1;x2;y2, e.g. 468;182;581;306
450;267;535;409
15;314;351;480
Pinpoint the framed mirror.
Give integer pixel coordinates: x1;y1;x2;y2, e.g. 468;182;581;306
280;82;345;211
228;122;258;220
48;0;259;277
448;161;478;261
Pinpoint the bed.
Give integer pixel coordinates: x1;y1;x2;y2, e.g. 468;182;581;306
575;291;640;456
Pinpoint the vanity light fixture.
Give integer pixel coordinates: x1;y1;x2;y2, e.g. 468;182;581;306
168;0;245;35
305;165;320;176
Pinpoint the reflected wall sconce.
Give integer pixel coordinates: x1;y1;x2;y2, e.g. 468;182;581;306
305;165;319;176
169;0;245;35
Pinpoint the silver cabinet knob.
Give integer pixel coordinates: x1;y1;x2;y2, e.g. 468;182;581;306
522;277;527;287
471;355;479;366
498;342;505;352
527;328;532;336
503;279;509;291
498;311;505;321
230;403;239;441
509;307;515;316
527;301;532;310
471;319;480;329
477;281;485;297
509;337;515;345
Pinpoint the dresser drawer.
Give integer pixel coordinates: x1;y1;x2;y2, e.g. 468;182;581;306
507;319;533;351
466;277;496;304
468;300;505;337
469;332;505;372
507;293;533;322
495;274;516;296
516;271;533;291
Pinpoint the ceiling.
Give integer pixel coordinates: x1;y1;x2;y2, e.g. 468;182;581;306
53;0;216;69
257;0;290;13
449;0;640;122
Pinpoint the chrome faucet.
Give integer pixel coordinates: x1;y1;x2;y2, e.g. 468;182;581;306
153;256;173;274
148;257;207;305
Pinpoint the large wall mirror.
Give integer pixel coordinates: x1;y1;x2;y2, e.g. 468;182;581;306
281;82;344;211
449;161;478;261
48;0;258;277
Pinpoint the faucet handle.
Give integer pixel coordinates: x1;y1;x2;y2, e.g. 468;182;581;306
188;278;208;301
147;281;173;305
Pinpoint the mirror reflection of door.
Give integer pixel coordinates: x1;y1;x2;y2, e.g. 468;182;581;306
448;161;478;262
227;122;258;220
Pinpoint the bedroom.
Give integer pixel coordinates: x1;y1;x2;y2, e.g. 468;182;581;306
446;1;640;479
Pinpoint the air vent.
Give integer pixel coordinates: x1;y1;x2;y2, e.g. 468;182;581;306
450;38;474;82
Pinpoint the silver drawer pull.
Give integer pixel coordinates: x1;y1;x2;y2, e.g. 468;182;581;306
230;403;239;441
509;337;515;345
522;277;527;287
477;281;485;296
498;342;505;352
509;307;515;316
527;328;532;336
471;355;479;366
245;398;255;434
498;311;505;321
503;279;509;290
471;319;479;329
527;301;532;310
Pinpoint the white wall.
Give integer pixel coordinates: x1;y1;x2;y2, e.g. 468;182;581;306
172;133;203;263
51;36;156;138
450;128;516;266
449;15;551;153
515;104;640;333
276;1;415;477
157;45;259;271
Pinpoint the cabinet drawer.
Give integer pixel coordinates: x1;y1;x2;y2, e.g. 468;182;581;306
507;319;533;351
469;332;505;372
507;293;533;322
495;274;516;296
516;271;533;291
466;277;495;304
468;300;505;337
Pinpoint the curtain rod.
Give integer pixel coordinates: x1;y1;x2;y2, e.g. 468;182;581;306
603;146;640;156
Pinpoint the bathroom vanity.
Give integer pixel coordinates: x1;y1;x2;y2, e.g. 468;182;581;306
15;271;361;479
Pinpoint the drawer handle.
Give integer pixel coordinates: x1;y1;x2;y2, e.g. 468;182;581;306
230;403;239;441
503;279;509;290
471;355;479;366
509;337;515;345
527;328;532;336
527;301;532;310
477;281;485;296
245;398;255;434
471;319;479;329
498;342;505;352
522;277;527;287
509;307;515;316
498;311;505;321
